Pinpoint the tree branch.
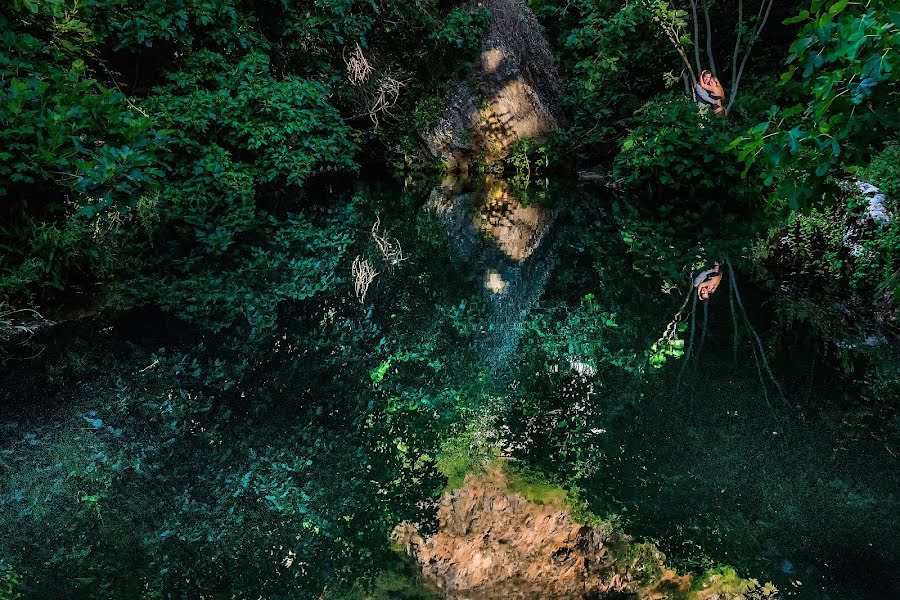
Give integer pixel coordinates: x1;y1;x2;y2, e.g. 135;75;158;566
689;0;703;74
731;0;743;96
727;0;773;113
703;1;717;75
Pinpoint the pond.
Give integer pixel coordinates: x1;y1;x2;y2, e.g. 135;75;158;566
1;176;897;599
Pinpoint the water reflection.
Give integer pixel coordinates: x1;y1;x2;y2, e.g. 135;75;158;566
425;176;557;367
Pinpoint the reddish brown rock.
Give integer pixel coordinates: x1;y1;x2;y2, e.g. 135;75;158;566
394;468;695;599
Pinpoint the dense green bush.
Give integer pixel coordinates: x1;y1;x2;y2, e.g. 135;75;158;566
0;0;491;317
612;95;744;194
858;143;900;204
530;0;667;161
733;0;900;209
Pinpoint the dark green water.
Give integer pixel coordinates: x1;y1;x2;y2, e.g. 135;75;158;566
1;178;897;598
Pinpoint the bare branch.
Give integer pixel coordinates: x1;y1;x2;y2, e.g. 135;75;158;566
371;216;406;266
689;0;703;74
651;3;698;86
351;256;378;304
344;43;372;86
731;0;744;97
368;76;404;127
727;0;774;113
703;0;717;75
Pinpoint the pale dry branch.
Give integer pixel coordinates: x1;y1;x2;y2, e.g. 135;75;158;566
368;76;404;126
344;43;373;86
371;216;406;266
351;256;378;303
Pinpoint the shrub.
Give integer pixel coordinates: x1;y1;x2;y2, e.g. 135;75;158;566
613;95;745;195
857;143;900;206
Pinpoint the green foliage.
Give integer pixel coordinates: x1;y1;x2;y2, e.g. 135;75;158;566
0;562;21;600
857;142;900;203
333;553;441;600
0;0;462;309
436;418;499;491
0;8;163;209
732;0;900;207
131;212;352;336
0;218;101;298
752;185;899;296
431;7;489;53
505;467;568;506
613;94;744;194
648;320;687;369
525;292;641;376
148;50;356;195
505;137;551;193
752;207;846;284
535;1;664;158
689;566;779;599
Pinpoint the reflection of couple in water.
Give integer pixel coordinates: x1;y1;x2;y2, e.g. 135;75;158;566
694;262;723;300
695;70;727;117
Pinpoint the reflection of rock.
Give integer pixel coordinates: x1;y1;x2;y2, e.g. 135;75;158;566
423;0;563;168
394;468;769;599
424;178;557;367
476;182;552;262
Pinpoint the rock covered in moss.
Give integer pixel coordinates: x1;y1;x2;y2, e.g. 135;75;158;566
394;467;776;599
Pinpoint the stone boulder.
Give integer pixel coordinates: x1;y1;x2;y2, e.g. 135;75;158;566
424;0;564;169
394;468;775;599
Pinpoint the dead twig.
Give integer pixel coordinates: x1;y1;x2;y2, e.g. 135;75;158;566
371;216;406;266
351;256;378;303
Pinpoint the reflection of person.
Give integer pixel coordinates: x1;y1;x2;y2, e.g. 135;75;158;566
694;263;723;300
695;70;727;117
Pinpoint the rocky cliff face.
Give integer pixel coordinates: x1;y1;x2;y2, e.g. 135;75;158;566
394;468;776;599
394;469;776;600
424;0;564;169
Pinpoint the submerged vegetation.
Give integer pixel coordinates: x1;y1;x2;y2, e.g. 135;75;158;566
1;0;898;598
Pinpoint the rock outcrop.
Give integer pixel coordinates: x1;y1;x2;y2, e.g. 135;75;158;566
424;0;564;169
394;468;775;599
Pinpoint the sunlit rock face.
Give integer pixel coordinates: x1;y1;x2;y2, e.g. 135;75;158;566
393;468;693;599
423;0;563;168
